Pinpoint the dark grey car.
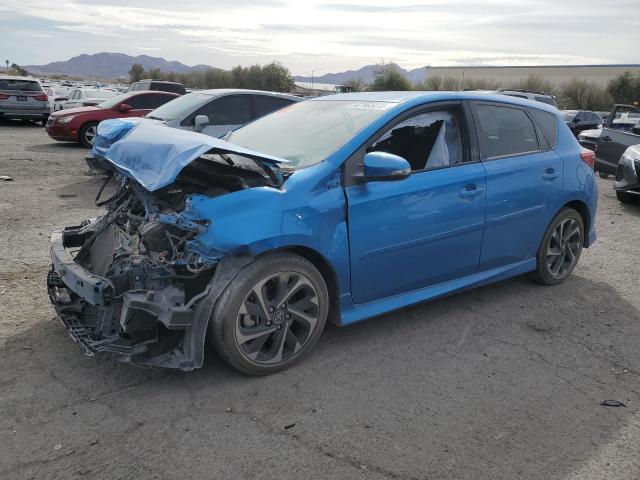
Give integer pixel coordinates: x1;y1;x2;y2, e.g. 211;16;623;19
0;76;50;125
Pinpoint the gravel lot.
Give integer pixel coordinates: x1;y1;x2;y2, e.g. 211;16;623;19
1;120;639;480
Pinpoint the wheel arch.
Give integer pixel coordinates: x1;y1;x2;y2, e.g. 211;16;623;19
561;199;591;246
268;245;342;325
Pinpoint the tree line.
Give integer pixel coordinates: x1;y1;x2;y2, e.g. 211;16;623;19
128;62;295;93
343;64;640;111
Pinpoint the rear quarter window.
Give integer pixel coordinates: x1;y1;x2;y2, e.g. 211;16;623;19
528;108;559;149
534;96;558;107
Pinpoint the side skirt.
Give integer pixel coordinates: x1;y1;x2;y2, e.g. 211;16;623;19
339;258;536;326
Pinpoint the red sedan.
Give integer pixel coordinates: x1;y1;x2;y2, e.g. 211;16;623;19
46;90;180;147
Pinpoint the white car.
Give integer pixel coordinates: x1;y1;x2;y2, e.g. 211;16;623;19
45;86;71;111
144;89;302;138
54;88;118;111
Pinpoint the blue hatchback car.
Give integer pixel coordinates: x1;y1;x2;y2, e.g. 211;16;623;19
48;91;597;374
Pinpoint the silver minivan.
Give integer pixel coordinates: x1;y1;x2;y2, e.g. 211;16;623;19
145;89;302;138
0;76;50;125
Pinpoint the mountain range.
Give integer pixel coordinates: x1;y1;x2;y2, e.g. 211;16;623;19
23;52;427;84
24;52;212;78
293;63;427;84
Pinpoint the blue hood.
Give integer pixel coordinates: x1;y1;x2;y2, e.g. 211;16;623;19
97;122;290;192
92;117;151;159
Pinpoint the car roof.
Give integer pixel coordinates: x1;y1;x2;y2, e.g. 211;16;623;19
126;90;179;96
314;91;559;114
137;79;183;85
193;88;302;101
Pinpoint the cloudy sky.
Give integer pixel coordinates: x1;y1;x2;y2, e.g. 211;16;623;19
1;0;639;75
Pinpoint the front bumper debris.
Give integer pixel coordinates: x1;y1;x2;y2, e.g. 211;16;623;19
48;225;253;370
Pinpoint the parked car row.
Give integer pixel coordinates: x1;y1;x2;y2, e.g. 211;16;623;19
48;91;600;375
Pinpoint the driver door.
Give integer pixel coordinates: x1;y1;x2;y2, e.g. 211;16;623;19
344;103;487;304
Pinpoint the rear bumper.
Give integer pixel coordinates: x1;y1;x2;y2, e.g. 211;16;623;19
0;109;49;120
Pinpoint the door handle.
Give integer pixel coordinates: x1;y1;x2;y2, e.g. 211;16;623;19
542;168;560;181
459;184;483;199
600;135;612;142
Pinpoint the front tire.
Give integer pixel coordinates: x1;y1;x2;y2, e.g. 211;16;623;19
209;252;329;375
532;208;584;285
616;190;639;204
79;122;98;148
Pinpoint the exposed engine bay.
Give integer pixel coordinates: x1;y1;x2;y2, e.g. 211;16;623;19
47;155;276;370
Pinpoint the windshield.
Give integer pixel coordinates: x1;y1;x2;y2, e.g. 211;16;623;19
562;111;577;121
146;92;210;121
98;92;134;109
226;100;393;169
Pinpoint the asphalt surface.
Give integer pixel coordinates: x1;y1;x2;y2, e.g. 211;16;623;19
1;119;639;480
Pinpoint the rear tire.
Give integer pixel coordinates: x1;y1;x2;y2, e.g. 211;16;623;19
616;190;639;204
79;122;98;148
209;252;329;375
532;208;584;285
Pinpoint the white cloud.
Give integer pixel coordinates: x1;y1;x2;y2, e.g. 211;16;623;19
2;0;639;73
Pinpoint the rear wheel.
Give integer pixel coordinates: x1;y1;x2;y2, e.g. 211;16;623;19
209;252;329;375
532;208;584;285
79;122;98;147
616;190;639;204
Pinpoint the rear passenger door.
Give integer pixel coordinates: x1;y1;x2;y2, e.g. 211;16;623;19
470;102;563;271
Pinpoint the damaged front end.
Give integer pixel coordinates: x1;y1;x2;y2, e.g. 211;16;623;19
48;123;289;370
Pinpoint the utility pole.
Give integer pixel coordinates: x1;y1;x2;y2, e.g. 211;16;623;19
5;60;9;74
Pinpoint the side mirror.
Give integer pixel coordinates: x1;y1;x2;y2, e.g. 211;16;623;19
356;151;411;183
194;114;210;128
118;103;132;112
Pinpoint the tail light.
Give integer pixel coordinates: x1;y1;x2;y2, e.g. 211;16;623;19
580;148;595;169
34;93;48;101
0;93;9;100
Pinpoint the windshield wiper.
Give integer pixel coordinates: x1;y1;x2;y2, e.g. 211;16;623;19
146;115;164;121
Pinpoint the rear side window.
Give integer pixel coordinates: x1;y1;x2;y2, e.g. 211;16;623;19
534;96;557;107
474;104;539;159
151;83;186;94
528;108;558;149
253;95;295;118
127;93;174;109
0;79;42;92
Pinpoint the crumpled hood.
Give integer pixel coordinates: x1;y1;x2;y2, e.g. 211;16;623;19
92;117;158;159
100;121;289;192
